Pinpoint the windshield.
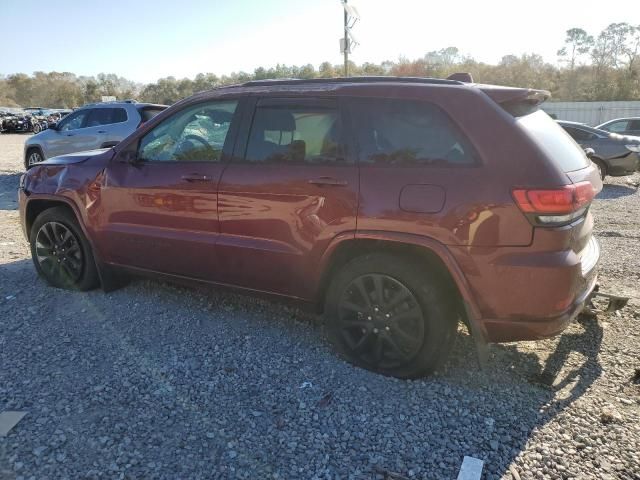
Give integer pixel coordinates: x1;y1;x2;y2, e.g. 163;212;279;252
518;110;589;172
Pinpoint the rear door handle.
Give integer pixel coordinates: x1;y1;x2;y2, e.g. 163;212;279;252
181;174;212;182
97;130;107;134
308;176;348;187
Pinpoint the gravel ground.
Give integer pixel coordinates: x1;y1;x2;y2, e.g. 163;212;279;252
0;133;639;480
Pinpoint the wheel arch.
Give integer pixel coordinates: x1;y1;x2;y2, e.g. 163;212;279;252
24;144;45;169
315;231;486;338
25;196;106;287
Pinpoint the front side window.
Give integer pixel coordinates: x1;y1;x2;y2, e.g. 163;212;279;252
349;98;477;166
58;110;89;131
629;120;640;130
245;101;345;164
607;121;629;133
138;100;238;162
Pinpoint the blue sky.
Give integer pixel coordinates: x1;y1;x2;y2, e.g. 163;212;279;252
1;0;638;83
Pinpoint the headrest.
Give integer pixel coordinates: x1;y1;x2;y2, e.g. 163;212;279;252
258;108;296;131
208;109;234;124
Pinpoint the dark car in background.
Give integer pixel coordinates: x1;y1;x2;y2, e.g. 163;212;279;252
19;77;602;378
596;117;640;137
557;120;640;179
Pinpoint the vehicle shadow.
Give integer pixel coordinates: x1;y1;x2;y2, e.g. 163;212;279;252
0;172;21;210
597;183;638;200
0;259;607;479
442;316;603;478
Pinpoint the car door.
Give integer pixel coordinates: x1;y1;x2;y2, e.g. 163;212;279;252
216;97;359;299
94;99;241;279
47;109;92;157
82;107;118;150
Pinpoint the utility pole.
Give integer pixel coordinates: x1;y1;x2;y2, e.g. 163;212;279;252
340;0;359;77
343;0;349;77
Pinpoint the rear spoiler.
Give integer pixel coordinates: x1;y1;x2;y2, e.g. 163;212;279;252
478;84;551;116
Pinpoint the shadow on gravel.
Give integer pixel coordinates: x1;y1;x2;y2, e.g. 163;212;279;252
462;315;604;478
0;172;22;210
0;262;607;479
597;183;638;200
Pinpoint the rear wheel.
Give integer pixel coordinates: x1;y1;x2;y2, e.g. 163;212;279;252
30;207;100;291
324;253;457;378
33;123;41;134
593;158;606;180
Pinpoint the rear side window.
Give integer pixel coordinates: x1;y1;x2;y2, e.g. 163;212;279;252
245;100;346;164
349;98;477;166
86;108;128;127
563;126;597;141
629;120;640;130
139;107;165;123
518;110;589;172
111;108;127;123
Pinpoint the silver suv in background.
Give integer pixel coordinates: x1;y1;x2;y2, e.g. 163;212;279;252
24;101;166;169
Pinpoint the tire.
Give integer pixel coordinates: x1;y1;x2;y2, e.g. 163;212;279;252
324;253;458;378
33;123;41;134
25;148;44;170
29;207;100;291
593;158;606;180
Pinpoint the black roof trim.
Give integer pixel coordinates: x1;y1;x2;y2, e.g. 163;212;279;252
240;76;463;87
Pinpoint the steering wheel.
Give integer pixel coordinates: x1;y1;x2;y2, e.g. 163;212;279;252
179;134;211;150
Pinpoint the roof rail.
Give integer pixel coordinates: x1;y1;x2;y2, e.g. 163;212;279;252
81;99;138;107
241;76;464;87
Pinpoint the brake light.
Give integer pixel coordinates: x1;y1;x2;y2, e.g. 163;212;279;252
512;182;595;225
137;121;145;129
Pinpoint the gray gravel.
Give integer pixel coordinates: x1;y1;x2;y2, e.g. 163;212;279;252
1;133;639;480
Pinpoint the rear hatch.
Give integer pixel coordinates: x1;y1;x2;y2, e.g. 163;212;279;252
482;85;602;278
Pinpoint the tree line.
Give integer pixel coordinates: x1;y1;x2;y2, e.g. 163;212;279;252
1;23;638;108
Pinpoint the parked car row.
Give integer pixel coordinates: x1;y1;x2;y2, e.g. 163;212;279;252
19;76;604;378
0;109;71;134
23;101;166;168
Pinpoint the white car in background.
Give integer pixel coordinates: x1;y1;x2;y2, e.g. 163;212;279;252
24;101;166;169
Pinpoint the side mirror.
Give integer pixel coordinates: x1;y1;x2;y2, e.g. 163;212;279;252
584;147;595;158
48;122;58;131
117;148;139;164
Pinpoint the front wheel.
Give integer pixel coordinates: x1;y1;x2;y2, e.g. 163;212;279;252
324;253;457;378
30;207;100;291
25;148;43;169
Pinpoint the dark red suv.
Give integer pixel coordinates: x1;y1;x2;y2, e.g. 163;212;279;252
19;77;602;378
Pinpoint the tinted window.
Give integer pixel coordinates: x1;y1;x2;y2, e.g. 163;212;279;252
139;100;237;162
518;110;588;172
112;108;127;123
58;110;88;131
629;120;640;130
349;98;477;166
139;107;165;122
245;102;344;164
607;121;629;133
86;109;112;127
563;126;597;141
86;108;128;127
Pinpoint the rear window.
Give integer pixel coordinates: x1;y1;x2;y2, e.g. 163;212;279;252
139;107;166;122
517;110;589;172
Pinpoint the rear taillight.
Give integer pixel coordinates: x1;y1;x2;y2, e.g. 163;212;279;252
137;121;145;129
512;181;595;226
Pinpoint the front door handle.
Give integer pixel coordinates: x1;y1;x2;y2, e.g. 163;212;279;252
308;176;348;187
181;174;212;182
97;130;107;134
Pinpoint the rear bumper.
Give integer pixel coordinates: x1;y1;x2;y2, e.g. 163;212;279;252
480;269;597;342
449;234;601;343
607;152;639;176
